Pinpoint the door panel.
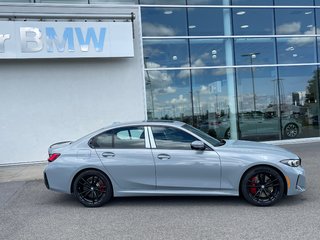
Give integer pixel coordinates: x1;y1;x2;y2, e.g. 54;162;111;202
92;126;156;190
152;149;221;190
149;126;221;190
96;148;156;190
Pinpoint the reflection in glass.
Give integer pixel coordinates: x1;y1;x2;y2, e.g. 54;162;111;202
274;0;313;6
35;0;87;2
190;39;227;67
143;39;189;68
275;9;315;35
233;8;274;35
232;0;273;5
237;67;280;141
146;70;192;124
141;7;187;36
234;38;276;65
276;37;316;64
191;69;231;139
187;0;223;5
139;0;186;4
90;0;137;3
278;66;319;138
316;9;320;34
188;8;224;36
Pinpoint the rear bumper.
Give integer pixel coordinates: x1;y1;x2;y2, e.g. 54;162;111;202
44;172;49;189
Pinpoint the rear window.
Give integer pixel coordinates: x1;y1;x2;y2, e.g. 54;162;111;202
90;126;145;149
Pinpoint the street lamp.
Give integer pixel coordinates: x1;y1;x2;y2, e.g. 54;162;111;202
242;52;260;112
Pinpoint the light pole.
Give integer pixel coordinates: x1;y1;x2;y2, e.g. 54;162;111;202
144;57;155;119
242;52;260;112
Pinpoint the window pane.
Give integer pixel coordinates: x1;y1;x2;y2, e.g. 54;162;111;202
35;0;87;3
91;0;137;3
233;9;274;35
278;66;319;138
91;131;113;149
139;0;186;4
232;0;273;5
274;0;314;6
191;68;232;139
151;126;197;150
234;38;276;65
316;9;320;34
146;70;192;124
190;39;227;67
141;7;187;36
276;37;316;64
236;67;280;141
114;127;145;148
0;0;31;2
143;39;189;68
275;9;315;35
188;8;224;36
187;0;223;5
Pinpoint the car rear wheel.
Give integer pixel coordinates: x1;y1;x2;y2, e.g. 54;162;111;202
241;166;284;206
284;123;299;138
224;128;231;139
73;170;112;207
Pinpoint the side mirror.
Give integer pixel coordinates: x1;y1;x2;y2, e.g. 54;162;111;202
191;141;206;151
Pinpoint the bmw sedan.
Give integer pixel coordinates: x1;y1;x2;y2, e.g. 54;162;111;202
44;121;306;207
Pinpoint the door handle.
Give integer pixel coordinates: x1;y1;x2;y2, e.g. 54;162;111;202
102;152;115;158
157;154;171;160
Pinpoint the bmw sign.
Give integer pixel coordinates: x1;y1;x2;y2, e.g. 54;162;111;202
0;21;134;59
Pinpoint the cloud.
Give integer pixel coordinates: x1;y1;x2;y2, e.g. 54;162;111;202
288;37;314;46
142;22;175;36
287;27;319;46
277;22;301;34
170;94;188;105
199;85;210;94
156;86;176;94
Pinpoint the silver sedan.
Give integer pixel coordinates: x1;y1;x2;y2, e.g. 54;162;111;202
44;121;306;207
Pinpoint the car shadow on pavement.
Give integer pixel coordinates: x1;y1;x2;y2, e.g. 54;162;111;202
48;193;307;208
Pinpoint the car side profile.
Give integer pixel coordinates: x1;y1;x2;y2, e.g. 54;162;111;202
44;121;306;207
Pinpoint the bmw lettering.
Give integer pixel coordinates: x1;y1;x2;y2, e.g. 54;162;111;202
0;21;134;58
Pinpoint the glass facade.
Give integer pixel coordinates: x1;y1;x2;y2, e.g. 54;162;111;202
1;0;319;141
141;1;320;141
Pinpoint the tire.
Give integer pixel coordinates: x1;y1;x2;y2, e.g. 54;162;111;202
224;128;231;139
284;123;299;138
73;170;113;207
241;166;285;206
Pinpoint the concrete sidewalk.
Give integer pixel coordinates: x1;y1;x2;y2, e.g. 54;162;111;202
0;162;46;183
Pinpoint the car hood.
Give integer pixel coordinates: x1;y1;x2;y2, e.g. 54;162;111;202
216;140;299;160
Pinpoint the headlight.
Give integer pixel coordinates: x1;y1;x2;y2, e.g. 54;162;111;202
280;159;301;167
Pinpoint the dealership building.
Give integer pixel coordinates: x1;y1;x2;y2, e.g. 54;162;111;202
0;0;319;165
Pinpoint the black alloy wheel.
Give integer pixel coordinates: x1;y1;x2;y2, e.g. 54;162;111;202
284;123;299;138
73;170;112;207
241;166;285;206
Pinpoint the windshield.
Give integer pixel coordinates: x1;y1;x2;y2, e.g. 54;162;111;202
182;124;224;147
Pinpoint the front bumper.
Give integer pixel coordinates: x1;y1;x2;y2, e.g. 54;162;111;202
286;166;306;196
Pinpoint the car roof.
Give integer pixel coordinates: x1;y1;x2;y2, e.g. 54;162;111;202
107;120;185;129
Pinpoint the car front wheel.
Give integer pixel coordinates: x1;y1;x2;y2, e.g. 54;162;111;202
73;170;112;207
284;123;299;138
241;166;285;206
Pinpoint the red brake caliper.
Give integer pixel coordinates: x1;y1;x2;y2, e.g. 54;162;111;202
249;176;257;195
98;181;106;193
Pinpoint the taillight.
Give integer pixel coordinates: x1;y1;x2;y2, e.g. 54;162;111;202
48;153;61;162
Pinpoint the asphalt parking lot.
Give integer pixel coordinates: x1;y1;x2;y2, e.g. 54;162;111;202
1;142;320;240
